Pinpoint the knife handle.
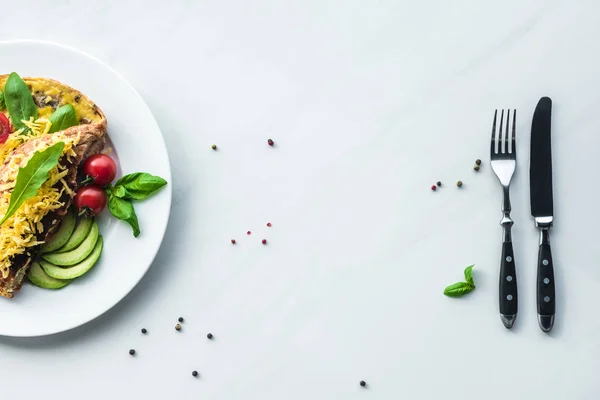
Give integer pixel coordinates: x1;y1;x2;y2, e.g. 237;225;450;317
499;240;518;328
537;229;555;332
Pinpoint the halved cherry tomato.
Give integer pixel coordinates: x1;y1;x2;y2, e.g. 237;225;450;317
74;186;107;215
82;154;117;186
0;113;11;144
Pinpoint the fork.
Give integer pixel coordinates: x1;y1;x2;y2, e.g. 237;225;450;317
490;109;518;329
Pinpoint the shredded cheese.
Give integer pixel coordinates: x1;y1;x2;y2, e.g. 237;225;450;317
0;118;80;278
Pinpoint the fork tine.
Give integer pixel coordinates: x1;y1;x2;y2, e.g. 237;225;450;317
505;109;510;154
511;109;516;154
491;109;498;154
499;109;505;153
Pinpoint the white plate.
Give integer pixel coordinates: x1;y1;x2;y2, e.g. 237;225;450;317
0;40;172;337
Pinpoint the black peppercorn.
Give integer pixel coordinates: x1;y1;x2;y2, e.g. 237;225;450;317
175;324;182;331
436;181;442;187
141;328;147;334
360;381;366;387
211;144;217;150
457;180;463;187
207;333;213;339
192;371;199;377
178;317;184;323
129;349;135;356
473;165;480;171
475;159;482;165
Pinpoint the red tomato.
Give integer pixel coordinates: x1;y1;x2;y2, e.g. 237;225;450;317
0;113;11;144
74;186;107;215
82;154;117;186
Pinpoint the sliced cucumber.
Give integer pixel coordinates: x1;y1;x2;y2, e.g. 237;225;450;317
42;220;99;266
58;217;93;252
41;211;76;253
40;236;103;280
27;261;71;289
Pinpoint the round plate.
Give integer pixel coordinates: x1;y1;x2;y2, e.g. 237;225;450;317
0;40;172;337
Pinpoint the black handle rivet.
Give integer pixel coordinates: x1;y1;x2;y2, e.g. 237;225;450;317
544;296;551;303
506;275;513;282
542;259;549;266
543;278;550;284
507;294;513;301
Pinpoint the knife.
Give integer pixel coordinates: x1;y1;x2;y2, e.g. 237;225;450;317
530;96;555;332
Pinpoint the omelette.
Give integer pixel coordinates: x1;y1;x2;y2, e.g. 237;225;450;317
0;75;106;297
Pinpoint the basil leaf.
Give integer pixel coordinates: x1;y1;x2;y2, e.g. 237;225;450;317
49;104;78;133
107;195;140;237
4;72;37;131
443;281;475;297
0;89;5;110
0;142;65;225
114;172;167;200
464;265;475;286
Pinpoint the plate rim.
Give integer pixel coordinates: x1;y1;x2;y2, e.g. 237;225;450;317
0;39;172;337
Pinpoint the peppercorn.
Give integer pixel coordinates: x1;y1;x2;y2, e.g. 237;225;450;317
437;181;442;187
231;239;236;244
266;222;272;227
129;349;135;356
262;239;267;245
211;144;217;150
247;231;252;235
473;165;480;171
178;317;184;323
431;185;437;191
268;139;274;146
475;159;482;166
175;324;182;331
360;381;366;387
207;333;213;339
192;371;199;377
141;328;147;334
457;180;463;187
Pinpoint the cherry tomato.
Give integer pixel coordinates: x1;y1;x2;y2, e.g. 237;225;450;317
0;113;11;144
74;186;107;215
82;154;117;186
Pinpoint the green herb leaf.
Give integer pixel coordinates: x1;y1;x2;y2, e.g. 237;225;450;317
0;142;65;225
464;264;475;287
443;281;475;297
107;195;140;237
113;172;167;200
0;89;5;110
49;104;78;133
4;72;37;131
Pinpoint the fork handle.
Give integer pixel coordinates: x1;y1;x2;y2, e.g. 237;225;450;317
536;228;555;332
499;240;518;328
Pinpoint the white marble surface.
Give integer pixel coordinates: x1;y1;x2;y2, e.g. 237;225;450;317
0;0;599;398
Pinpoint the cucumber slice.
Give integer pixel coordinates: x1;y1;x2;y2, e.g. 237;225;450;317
27;261;71;289
42;221;99;266
41;211;76;253
58;217;93;252
40;236;103;280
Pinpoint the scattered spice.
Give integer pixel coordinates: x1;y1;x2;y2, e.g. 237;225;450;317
175;324;182;331
360;381;366;387
262;239;267;245
178;317;184;323
192;371;199;377
247;231;252;235
267;138;274;146
266;222;272;227
231;239;236;244
141;328;147;334
211;144;217;150
475;159;482;165
436;181;442;187
473;165;480;171
457;181;463;187
431;185;437;191
129;349;136;356
207;333;214;339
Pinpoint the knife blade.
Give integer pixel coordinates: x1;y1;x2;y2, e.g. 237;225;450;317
530;96;555;332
